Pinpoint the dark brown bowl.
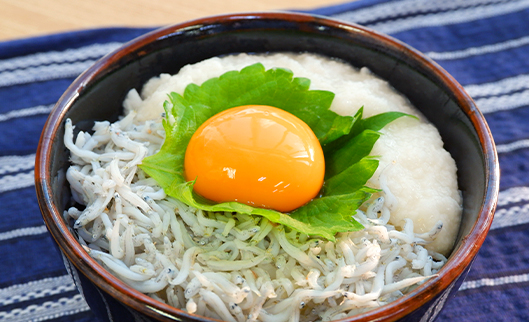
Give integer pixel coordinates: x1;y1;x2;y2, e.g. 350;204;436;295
35;11;499;322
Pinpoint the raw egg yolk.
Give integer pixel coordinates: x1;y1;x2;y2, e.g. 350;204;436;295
184;105;325;213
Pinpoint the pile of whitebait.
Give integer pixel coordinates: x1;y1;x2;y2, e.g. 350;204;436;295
64;111;447;322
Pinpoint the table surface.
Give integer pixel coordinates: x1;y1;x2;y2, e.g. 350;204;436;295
0;0;343;41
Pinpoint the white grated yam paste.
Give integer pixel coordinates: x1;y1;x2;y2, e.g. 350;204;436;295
125;53;462;255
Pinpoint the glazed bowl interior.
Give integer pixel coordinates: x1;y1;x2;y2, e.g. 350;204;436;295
36;12;499;322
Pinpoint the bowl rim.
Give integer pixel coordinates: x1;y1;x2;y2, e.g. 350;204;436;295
35;11;499;322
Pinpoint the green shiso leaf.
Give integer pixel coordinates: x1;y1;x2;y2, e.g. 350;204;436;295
139;63;410;241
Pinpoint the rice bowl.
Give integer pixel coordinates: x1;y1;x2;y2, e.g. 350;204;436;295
35;11;498;318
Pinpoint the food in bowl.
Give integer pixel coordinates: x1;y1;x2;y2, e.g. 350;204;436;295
63;52;462;321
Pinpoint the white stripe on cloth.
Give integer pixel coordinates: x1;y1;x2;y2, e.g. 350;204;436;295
462;74;529;114
474;89;529;114
0;170;35;193
460;273;529;291
0;104;54;123
496;140;529;154
0;42;122;72
465;73;529;98
426;34;529;61
0;154;35;175
0;60;97;87
331;0;507;25
0;225;48;242
334;0;529;35
480;187;529;230
492;202;529;230
0;275;77;306
497;186;529;207
0;294;90;322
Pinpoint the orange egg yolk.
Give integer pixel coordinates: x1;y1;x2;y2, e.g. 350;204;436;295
184;105;325;213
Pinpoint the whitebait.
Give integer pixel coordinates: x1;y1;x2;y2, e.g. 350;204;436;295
64;116;448;322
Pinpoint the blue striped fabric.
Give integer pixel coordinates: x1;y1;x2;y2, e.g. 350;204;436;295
1;0;528;321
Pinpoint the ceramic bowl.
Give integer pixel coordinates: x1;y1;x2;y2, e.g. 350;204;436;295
35;12;499;322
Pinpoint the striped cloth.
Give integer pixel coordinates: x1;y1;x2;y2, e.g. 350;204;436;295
1;0;528;321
